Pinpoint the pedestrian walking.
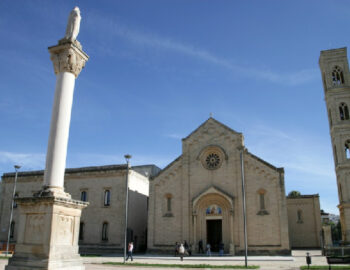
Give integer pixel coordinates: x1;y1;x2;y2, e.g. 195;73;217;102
206;243;211;256
174;242;179;256
184;240;189;255
219;242;224;256
125;242;134;261
179;243;185;261
188;243;192;256
198;239;204;253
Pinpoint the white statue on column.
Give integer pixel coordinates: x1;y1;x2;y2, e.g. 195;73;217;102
5;6;88;270
64;7;81;41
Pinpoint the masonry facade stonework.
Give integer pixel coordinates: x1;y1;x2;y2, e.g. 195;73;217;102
0;118;324;254
147;118;290;255
320;47;350;242
0;165;159;254
287;195;322;248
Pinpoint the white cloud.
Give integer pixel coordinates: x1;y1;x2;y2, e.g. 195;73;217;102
165;133;184;140
0;151;45;172
87;13;318;86
243;123;338;213
245;124;334;177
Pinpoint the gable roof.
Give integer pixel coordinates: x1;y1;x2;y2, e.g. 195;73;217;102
150;155;182;180
246;150;283;173
182;117;242;141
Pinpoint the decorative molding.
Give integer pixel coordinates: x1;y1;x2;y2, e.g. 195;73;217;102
49;41;88;78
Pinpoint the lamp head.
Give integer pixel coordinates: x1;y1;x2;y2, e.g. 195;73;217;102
14;165;21;170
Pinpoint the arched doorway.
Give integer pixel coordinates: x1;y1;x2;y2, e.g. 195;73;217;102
192;188;234;254
206;205;223;251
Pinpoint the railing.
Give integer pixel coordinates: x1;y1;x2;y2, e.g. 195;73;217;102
324;246;350;257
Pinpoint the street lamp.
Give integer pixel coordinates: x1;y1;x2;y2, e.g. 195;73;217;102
123;154;131;263
6;165;21;257
239;148;248;267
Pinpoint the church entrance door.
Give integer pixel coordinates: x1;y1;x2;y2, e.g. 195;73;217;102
206;219;222;252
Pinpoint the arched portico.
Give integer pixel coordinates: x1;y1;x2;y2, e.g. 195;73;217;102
192;187;235;254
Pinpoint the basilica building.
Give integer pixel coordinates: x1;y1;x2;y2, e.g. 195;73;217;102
147;117;290;255
0;117;322;255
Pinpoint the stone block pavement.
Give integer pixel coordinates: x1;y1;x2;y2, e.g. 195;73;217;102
0;250;332;269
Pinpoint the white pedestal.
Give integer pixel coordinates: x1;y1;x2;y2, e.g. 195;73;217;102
6;196;88;270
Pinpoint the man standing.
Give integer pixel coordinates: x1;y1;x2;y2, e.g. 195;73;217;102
126;242;134;261
219;242;224;256
178;243;185;261
206;243;211;256
198;239;204;253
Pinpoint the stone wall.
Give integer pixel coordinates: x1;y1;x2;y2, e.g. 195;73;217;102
287;195;322;248
0;165;157;254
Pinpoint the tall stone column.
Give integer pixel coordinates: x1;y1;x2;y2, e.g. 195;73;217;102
43;41;88;198
6;7;88;270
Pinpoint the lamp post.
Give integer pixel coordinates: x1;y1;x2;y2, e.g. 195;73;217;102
239;148;248;267
123;154;131;263
6;165;21;257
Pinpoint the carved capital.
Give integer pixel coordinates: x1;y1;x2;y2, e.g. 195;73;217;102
49;41;88;78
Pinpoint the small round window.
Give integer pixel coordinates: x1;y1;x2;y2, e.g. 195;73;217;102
200;146;224;170
206;153;221;169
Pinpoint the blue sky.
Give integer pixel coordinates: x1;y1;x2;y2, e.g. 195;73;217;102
1;0;349;214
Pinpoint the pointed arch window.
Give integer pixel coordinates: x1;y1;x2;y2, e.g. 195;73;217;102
339;103;349;120
163;193;173;217
345;140;350;159
102;222;108;241
257;189;269;215
332;66;344;86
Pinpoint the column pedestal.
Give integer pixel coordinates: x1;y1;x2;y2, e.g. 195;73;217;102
6;195;87;270
6;9;88;269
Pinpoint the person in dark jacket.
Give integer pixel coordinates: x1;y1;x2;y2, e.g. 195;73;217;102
219;242;224;256
198;239;204;253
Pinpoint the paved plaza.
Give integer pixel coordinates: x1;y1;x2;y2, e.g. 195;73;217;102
0;250;332;270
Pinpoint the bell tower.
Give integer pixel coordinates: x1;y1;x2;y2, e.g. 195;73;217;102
320;47;350;242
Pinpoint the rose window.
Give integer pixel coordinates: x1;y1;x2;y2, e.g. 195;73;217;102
205;153;221;169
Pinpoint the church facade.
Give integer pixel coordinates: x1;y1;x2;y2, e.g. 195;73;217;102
0;118;323;255
147;118;290;255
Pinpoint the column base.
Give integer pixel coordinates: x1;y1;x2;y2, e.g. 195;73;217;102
6;258;85;270
38;186;72;199
5;194;88;270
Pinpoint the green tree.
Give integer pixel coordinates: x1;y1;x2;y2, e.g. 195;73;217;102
288;190;301;197
331;220;342;244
